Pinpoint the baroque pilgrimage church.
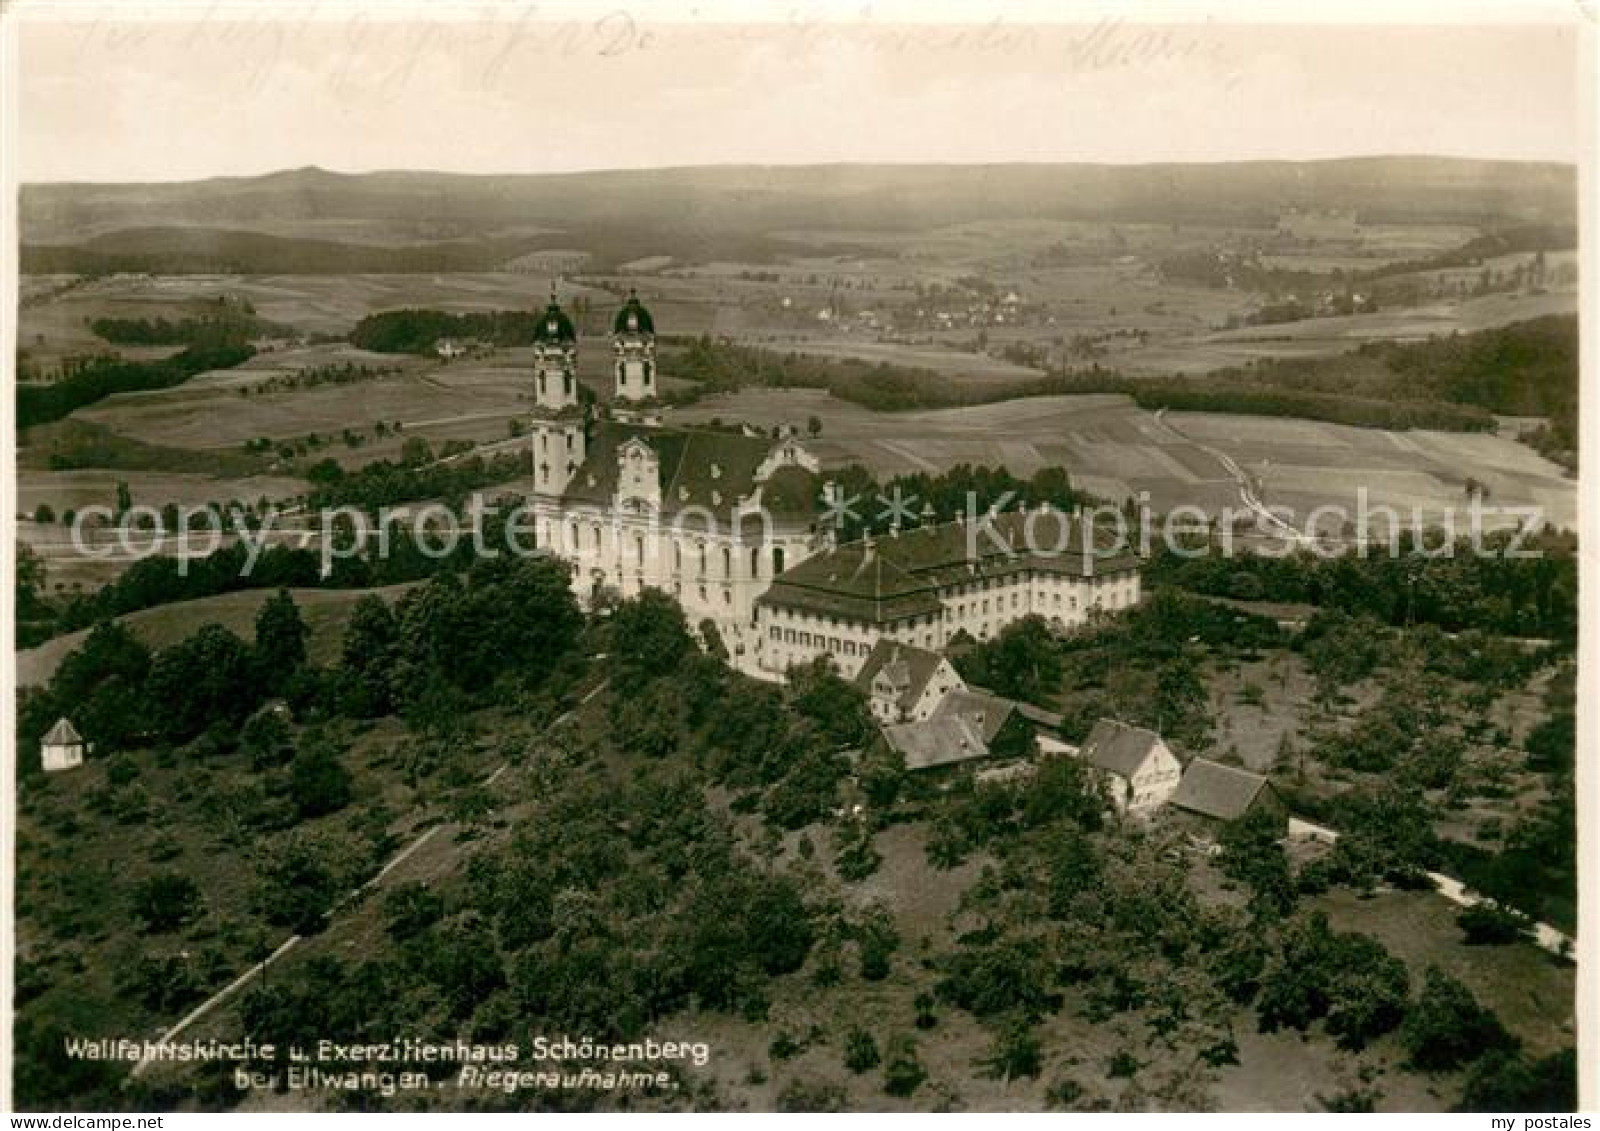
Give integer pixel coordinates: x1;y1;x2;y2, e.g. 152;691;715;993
525;291;1143;677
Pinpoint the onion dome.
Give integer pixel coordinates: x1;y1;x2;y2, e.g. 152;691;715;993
612;288;655;335
533;288;577;344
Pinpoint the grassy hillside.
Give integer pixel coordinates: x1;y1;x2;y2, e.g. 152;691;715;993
16;585;417;688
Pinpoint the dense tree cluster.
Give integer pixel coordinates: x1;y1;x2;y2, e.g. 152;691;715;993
305;445;531;513
17;341;257;429
348;309;553;354
89;297;277;346
1150;532;1578;641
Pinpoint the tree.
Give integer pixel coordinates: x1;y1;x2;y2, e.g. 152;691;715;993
608;588;695;692
807;414;823;438
339;594;398;717
1257;913;1409;1050
32;503;55;525
776;1079;847;1112
834;818;882;882
858;739;907;809
881;1034;927;1097
145;624;261;742
1023;753;1105;830
15;544;50;627
383;883;444;942
787;655;873;747
698;617;729;662
611;680;685;759
1402;967;1515;1072
1323;935;1411;1049
254;589;308;691
289;736;354;818
1218;807;1295;918
256;838;339;934
981;1015;1043;1080
241;707;295;770
1456;902;1528;946
843;1028;880;1073
1458;1049;1576;1112
855;904;899;981
764;743;847;829
133;872;202;933
957;616;1061;704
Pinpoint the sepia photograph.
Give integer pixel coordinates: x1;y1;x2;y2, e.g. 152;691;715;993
2;0;1593;1115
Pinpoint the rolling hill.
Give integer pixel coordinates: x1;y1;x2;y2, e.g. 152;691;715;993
21;158;1576;274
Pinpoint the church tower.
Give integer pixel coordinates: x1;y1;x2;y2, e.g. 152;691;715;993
530;289;585;498
611;289;658;412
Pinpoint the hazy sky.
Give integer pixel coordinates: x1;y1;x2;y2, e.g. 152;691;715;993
14;5;1583;182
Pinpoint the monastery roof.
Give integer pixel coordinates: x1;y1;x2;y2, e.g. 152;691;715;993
1171;759;1275;821
560;422;818;524
1079;718;1165;780
758;509;1139;625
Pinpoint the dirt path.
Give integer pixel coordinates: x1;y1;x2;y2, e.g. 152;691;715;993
129;680;606;1077
1154;408;1316;547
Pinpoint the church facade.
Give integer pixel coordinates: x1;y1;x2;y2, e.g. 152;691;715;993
525;291;826;663
525;291;1143;676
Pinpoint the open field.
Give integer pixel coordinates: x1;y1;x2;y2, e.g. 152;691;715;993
16;584;419;688
74;366;525;458
17;274;619;341
667;389;1576;529
1317;887;1575;1060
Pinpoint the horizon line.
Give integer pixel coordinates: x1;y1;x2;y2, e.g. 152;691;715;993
21;152;1579;190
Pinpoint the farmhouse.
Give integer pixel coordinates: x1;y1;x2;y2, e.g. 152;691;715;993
1170;759;1283;824
754;508;1141;678
883;714;992;773
1077;718;1183;815
853;640;965;723
40;717;86;773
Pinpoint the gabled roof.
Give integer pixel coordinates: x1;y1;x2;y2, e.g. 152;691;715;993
1171;759;1274;821
931;687;1017;744
42;717;83;745
853;640;946;712
883;715;990;771
1079;718;1165;780
758;509;1139;626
